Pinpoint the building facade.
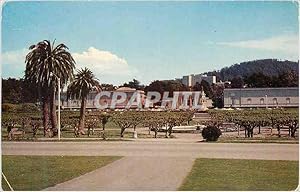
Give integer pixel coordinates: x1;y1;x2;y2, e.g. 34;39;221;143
59;87;213;111
223;87;299;108
161;90;213;111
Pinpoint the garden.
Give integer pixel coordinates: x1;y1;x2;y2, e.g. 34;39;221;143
2;102;299;143
2;104;195;141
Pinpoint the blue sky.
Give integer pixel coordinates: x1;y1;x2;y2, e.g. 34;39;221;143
1;1;298;85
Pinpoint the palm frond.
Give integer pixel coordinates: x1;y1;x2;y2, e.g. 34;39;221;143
24;40;75;90
67;68;101;100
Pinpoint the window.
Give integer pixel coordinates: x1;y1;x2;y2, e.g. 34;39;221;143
260;98;264;104
286;98;291;104
247;98;252;105
273;98;277;105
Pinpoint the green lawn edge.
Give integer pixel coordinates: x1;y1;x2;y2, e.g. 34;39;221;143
179;158;299;191
2;155;122;191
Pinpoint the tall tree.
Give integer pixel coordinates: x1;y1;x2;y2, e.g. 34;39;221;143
211;83;224;108
67;68;101;135
25;40;75;136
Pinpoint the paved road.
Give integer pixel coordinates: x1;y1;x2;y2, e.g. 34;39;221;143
45;156;194;191
2;141;299;160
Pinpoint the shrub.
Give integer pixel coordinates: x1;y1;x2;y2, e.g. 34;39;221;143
201;125;222;141
2;103;18;112
16;103;40;113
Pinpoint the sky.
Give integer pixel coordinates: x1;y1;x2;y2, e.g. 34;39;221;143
1;1;299;85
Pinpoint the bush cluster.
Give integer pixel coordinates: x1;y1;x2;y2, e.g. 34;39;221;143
201;126;222;141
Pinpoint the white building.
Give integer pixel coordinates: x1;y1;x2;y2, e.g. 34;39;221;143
182;75;193;87
223;87;299;108
180;74;216;87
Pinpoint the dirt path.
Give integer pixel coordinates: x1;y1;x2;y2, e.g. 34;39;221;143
45;156;195;191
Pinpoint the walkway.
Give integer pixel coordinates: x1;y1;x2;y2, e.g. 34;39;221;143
45;156;194;191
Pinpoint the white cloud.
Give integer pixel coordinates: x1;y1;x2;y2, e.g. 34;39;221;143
1;49;29;78
2;49;28;64
1;47;137;84
218;34;298;56
72;47;136;76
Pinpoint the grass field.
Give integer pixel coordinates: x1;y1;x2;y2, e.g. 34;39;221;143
2;155;121;191
179;158;299;191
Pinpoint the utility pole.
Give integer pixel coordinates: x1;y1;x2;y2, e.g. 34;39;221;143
50;72;61;140
58;77;61;140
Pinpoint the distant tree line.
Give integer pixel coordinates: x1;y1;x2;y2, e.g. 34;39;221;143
204;59;298;81
2;78;38;104
230;70;298;88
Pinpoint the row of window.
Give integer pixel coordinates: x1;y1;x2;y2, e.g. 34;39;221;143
246;98;291;105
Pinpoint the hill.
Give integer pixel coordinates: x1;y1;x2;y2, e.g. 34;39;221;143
204;59;298;81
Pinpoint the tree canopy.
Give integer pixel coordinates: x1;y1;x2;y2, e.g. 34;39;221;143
145;80;188;97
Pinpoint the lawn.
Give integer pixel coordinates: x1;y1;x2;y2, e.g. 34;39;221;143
179;158;299;191
2;155;121;191
217;137;299;144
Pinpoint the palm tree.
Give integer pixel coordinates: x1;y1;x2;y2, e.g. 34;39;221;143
67;68;101;135
25;40;75;136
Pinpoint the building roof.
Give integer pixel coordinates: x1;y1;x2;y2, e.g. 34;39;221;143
224;87;298;91
224;87;299;97
116;87;137;91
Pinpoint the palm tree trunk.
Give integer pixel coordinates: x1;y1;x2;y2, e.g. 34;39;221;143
42;95;50;137
50;90;58;136
78;97;87;135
